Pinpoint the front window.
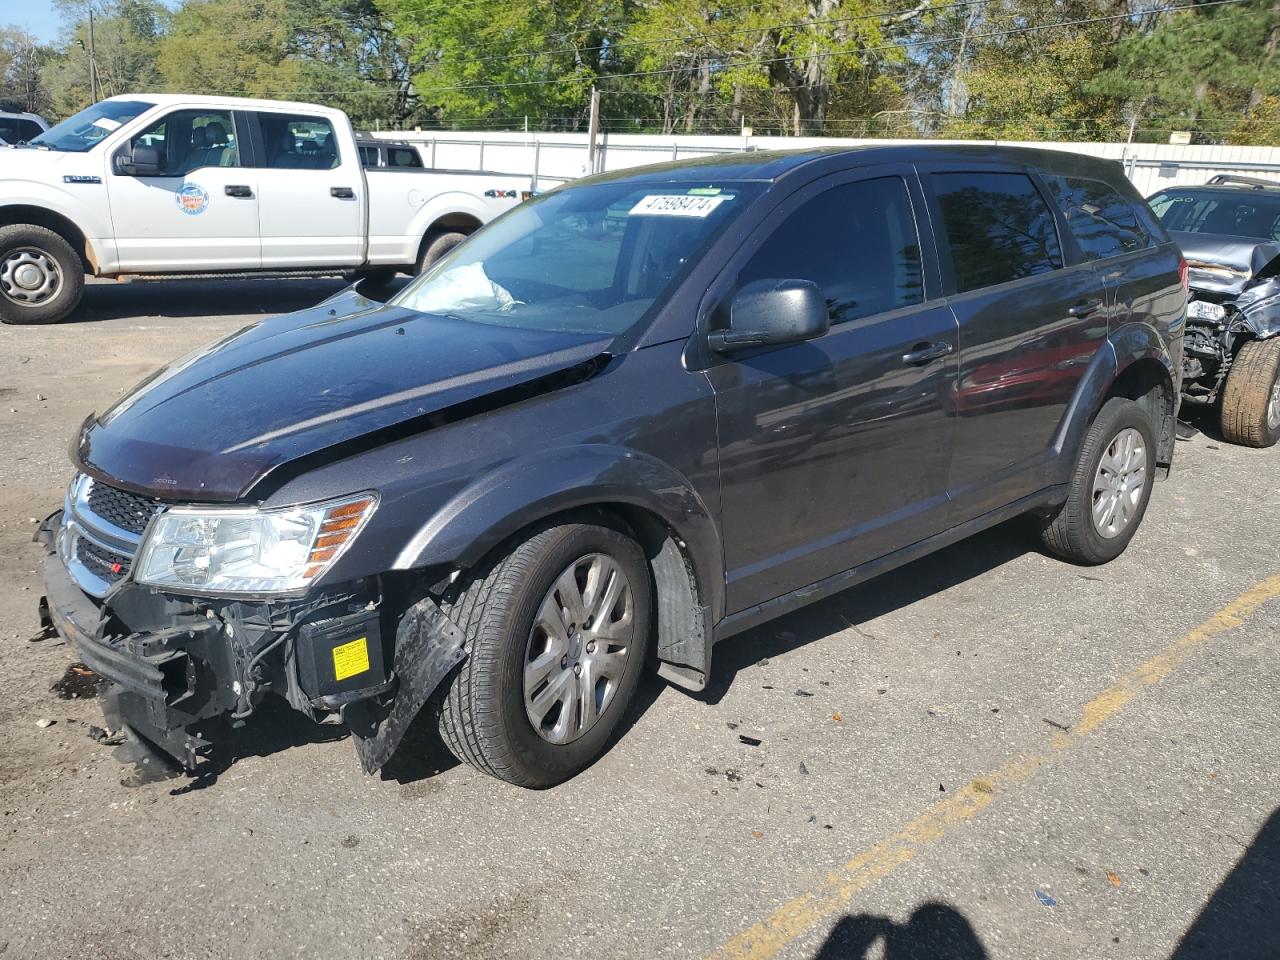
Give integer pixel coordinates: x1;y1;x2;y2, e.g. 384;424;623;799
128;109;240;176
29;99;154;152
392;180;762;335
1148;189;1280;241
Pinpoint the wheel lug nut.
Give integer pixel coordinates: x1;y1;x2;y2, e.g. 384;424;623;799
586;641;596;654
573;663;582;676
560;656;569;669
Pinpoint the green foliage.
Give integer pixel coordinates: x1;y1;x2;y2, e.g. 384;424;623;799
17;0;1280;144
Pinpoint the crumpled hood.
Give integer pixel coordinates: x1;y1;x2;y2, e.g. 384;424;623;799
75;288;612;502
1173;230;1280;298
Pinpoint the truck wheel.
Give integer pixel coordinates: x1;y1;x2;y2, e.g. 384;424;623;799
0;224;85;325
1220;338;1280;448
416;230;468;274
436;517;652;787
1040;397;1156;565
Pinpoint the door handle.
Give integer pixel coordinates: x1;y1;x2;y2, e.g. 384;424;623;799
224;184;253;198
902;341;954;366
330;186;355;199
1068;299;1103;317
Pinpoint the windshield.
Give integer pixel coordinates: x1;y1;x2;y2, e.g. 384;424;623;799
391;179;762;335
1149;189;1280;241
30;99;154;152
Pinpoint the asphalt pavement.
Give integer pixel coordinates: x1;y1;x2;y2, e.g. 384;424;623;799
0;276;1276;960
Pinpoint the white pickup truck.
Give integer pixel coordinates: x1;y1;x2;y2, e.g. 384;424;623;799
0;94;532;324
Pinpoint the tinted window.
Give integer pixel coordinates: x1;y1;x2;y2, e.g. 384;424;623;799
0;118;20;141
130;109;239;175
256;114;339;170
359;144;380;166
388;146;422;168
932;172;1063;292
18;119;43;140
1148;189;1280;241
738;177;924;324
1045;175;1151;260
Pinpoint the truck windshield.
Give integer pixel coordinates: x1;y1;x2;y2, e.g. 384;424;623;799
1148;189;1280;241
392;179;762;335
29;99;154;152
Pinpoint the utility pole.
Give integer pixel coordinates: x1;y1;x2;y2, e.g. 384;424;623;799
87;9;99;102
586;86;601;174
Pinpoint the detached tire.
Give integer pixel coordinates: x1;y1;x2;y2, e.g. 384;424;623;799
1040;397;1157;565
415;230;468;274
436;517;652;788
0;224;84;325
1220;338;1280;448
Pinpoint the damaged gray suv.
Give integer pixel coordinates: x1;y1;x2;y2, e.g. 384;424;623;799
39;146;1186;787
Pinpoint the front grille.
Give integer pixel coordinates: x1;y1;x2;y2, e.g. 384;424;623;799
61;475;169;598
86;481;163;536
76;537;131;585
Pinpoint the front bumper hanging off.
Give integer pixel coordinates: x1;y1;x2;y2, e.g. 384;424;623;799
36;509;468;774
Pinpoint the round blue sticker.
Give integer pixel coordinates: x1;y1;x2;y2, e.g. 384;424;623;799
175;182;209;216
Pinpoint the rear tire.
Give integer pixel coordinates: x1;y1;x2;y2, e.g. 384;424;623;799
436;517;652;788
1040;397;1157;565
0;224;84;325
1220;338;1280;448
415;230;469;274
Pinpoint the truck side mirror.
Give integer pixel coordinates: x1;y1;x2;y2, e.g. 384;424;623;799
707;279;830;354
117;144;165;177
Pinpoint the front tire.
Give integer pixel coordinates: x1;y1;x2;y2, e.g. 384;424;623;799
415;230;469;274
1040;397;1157;565
0;224;85;325
1220;338;1280;448
436;517;652;788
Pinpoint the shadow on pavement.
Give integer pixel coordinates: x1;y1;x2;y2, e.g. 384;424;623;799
701;517;1036;705
165;698;351;794
1170;806;1280;960
72;276;406;323
814;903;989;959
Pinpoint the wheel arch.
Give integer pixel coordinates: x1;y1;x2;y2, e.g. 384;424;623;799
0;204;99;274
392;446;723;690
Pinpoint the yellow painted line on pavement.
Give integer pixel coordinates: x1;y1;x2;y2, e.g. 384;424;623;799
708;572;1280;960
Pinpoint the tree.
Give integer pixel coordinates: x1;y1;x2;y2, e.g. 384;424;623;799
0;28;53;114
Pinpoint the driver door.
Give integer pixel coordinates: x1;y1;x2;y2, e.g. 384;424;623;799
106;108;261;272
708;169;959;613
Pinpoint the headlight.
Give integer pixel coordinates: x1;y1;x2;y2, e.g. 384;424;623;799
134;493;377;595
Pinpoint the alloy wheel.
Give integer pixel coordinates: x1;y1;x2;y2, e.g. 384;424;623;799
523;552;635;744
1091;426;1148;539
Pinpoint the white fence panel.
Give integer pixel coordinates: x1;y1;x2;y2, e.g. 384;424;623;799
373;130;1280;195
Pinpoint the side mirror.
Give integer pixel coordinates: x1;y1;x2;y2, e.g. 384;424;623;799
117;144;164;176
707;278;829;354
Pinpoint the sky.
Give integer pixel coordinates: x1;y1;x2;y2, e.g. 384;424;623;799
6;0;65;43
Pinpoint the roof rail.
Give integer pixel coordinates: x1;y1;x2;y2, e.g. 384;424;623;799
1205;174;1280;190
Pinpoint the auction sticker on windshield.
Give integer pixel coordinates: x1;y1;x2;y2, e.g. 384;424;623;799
630;194;727;217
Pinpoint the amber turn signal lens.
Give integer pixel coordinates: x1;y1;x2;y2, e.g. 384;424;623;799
305;495;376;576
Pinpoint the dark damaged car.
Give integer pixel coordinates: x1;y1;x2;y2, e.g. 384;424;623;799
1148;175;1280;447
39;146;1186;787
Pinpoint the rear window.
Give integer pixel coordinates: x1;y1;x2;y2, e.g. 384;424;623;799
387;146;422;168
1044;176;1152;261
1148;189;1280;241
932;172;1063;293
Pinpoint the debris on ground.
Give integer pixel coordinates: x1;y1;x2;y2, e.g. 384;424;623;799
795;689;813;697
88;725;126;746
725;770;743;783
35;718;55;728
1034;890;1058;907
751;831;764;839
938;783;946;792
726;721;739;730
799;761;809;775
26;623;57;643
756;658;770;667
1043;718;1071;732
51;663;105;700
832;712;843;722
808;815;817;824
1106;870;1122;887
738;734;762;747
877;688;887;695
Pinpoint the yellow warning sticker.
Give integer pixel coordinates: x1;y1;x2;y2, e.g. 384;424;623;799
332;637;370;681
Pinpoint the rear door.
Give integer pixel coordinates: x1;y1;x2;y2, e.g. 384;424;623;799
921;166;1109;520
105;107;260;271
707;167;959;613
247;110;366;268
